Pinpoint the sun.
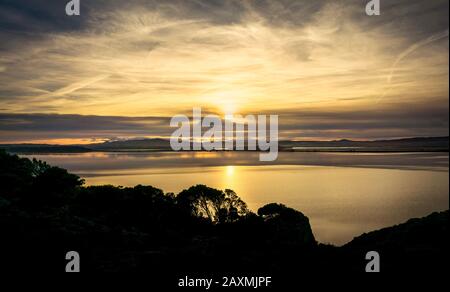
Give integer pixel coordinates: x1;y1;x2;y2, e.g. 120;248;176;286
214;97;238;116
222;102;238;116
205;89;246;116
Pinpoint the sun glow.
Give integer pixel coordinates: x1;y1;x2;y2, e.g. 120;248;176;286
222;165;237;191
226;165;235;177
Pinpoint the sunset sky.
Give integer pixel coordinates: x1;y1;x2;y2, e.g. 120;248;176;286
0;0;448;144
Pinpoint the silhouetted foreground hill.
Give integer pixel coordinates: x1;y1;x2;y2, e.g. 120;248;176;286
341;210;448;272
0;150;447;274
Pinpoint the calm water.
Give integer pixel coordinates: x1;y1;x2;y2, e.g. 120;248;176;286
22;151;449;245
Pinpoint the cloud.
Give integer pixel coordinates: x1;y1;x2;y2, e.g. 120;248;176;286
378;29;450;102
0;102;448;143
0;0;448;141
0;113;171;143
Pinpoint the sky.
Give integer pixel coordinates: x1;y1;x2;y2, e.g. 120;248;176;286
0;0;448;144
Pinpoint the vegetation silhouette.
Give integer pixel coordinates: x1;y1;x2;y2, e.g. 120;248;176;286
177;185;249;224
0;150;447;273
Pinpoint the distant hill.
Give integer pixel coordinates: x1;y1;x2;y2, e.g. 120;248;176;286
0;144;92;153
87;138;171;151
1;136;448;153
280;136;449;152
87;136;449;151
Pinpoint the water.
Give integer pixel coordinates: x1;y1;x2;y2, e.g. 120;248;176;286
21;151;449;245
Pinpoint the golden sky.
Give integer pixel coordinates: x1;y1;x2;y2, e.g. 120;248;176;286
0;0;448;143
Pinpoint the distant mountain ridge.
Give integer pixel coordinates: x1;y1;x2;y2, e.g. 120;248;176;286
0;136;448;153
0;144;92;153
88;138;170;151
280;136;449;151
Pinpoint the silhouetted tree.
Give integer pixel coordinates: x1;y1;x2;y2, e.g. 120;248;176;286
177;185;249;223
258;203;316;246
0;150;34;196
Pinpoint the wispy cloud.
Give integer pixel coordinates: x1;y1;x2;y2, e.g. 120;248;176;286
378;29;449;102
0;0;448;141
